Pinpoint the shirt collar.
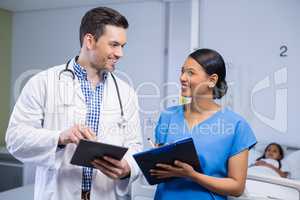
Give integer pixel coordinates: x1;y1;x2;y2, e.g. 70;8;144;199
72;57;108;82
73;59;87;80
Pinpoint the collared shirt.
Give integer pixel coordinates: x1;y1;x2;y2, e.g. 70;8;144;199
73;59;106;192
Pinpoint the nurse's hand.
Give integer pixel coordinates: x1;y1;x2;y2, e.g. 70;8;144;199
92;156;131;180
58;124;96;145
150;160;196;179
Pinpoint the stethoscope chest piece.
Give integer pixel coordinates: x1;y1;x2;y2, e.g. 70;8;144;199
118;116;127;129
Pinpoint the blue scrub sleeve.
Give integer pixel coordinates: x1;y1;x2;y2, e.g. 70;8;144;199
229;120;257;157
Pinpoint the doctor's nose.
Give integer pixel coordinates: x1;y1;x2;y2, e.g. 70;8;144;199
114;47;123;58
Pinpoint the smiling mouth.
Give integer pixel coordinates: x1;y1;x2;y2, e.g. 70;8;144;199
108;58;118;65
181;84;190;90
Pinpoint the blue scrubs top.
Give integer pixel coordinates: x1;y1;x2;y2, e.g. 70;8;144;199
154;105;257;200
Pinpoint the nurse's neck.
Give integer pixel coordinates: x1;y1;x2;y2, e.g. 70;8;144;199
186;97;220;115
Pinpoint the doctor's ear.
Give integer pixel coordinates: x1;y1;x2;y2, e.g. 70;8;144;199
83;33;96;49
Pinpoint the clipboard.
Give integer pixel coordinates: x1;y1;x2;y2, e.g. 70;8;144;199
133;137;201;185
70;139;128;168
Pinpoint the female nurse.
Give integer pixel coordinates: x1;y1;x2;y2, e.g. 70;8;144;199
151;49;257;200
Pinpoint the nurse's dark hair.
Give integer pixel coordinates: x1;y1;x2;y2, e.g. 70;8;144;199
189;48;228;99
79;7;129;47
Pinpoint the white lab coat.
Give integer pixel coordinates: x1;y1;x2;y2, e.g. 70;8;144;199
6;61;143;200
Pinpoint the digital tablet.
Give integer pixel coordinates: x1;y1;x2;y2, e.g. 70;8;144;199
133;137;201;185
70;139;128;168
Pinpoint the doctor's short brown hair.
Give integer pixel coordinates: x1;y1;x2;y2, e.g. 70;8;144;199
79;7;129;47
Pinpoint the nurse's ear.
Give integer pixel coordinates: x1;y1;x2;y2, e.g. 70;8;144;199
208;73;218;88
83;33;96;50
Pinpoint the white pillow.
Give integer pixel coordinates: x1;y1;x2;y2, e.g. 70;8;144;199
254;142;288;156
248;148;261;166
253;142;268;154
285;150;300;180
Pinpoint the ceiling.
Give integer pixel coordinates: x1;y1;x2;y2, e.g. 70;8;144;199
0;0;154;12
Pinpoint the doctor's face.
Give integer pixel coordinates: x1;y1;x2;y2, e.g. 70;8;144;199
88;25;127;72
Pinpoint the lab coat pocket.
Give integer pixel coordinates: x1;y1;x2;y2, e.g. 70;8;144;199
45;101;86;131
56;78;86;127
63;104;86;129
99;113;125;146
46;167;57;188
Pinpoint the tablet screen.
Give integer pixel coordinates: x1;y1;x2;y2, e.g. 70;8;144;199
70;139;128;168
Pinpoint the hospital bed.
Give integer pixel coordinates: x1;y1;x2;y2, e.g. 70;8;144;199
131;146;300;200
131;171;300;200
1;146;299;200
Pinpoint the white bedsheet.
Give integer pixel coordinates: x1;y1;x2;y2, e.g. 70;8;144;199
243;170;300;200
248;166;280;177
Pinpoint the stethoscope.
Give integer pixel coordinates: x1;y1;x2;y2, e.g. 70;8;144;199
59;57;127;129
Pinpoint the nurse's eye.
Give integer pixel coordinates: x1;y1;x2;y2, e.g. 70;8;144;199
186;70;193;76
181;68;194;76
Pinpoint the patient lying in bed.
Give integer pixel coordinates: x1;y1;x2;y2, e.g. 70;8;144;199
248;143;289;178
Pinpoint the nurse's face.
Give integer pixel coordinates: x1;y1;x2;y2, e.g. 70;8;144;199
87;25;127;72
180;57;213;98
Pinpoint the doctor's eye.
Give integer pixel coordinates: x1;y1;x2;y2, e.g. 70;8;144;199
110;42;121;48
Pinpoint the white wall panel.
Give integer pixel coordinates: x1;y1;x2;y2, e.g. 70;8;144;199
199;0;300;148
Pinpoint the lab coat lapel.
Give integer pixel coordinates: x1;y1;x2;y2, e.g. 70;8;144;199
73;78;85;103
100;72;118;116
58;64;85;105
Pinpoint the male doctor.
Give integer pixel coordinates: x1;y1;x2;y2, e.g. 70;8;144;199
6;7;142;200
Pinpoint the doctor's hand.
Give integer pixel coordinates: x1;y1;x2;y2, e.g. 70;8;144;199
58;124;96;145
91;156;131;180
150;160;196;179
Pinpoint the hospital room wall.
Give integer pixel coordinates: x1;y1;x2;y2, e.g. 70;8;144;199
10;2;165;149
0;9;11;147
7;1;194;185
195;0;300;148
9;0;193;150
7;0;300;150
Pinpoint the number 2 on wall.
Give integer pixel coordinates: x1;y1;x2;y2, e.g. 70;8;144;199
280;45;288;57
